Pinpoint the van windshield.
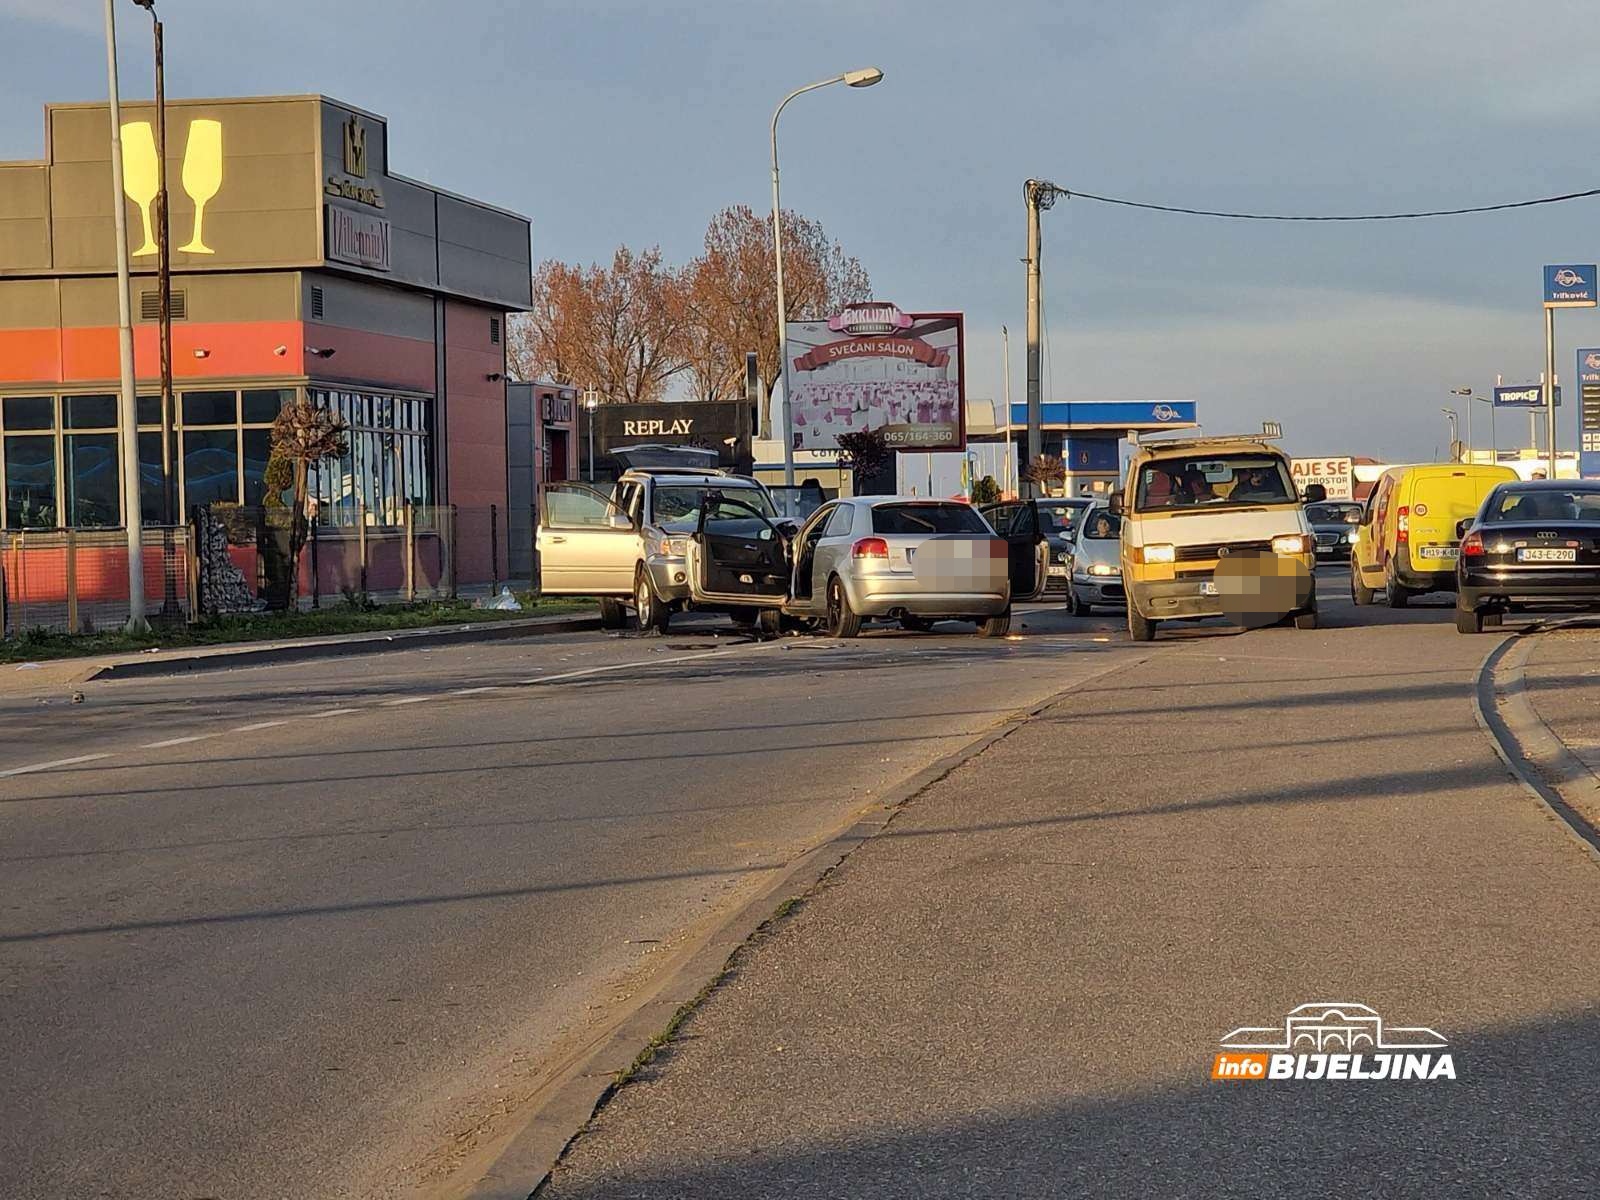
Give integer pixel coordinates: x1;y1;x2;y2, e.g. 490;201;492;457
1134;455;1295;512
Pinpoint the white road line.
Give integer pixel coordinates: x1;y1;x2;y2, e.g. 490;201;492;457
306;708;359;718
453;686;501;696
232;720;289;733
0;752;111;778
519;647;738;688
141;734;217;749
382;696;430;706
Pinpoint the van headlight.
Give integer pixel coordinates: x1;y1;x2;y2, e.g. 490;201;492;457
1087;562;1120;577
1137;543;1176;564
1271;534;1311;556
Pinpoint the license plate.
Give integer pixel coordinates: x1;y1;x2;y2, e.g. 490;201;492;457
1199;581;1219;596
1418;545;1457;559
1048;565;1067;576
1518;547;1577;562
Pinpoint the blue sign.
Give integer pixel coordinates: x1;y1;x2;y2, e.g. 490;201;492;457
1493;384;1562;409
1009;400;1198;429
1579;348;1600;387
1061;436;1120;473
1544;264;1598;307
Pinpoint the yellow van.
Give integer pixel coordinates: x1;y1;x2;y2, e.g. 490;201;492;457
1113;436;1317;641
1349;464;1517;606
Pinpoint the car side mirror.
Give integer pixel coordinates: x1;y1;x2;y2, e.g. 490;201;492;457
1107;490;1124;516
1303;484;1328;503
1455;517;1472;538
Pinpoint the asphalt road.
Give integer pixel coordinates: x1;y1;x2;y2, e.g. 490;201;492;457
541;576;1600;1199
1;603;1143;1200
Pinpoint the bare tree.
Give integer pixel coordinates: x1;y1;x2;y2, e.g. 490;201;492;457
513;248;688;402
686;206;870;435
270;399;349;600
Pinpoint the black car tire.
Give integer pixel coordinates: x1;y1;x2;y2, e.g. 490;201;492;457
599;597;627;629
1483;610;1504;627
825;576;862;639
1350;566;1376;606
634;565;671;635
1068;583;1092;616
978;609;1012;638
1128;606;1157;642
756;608;783;638
1456;601;1484;634
1385;568;1410;608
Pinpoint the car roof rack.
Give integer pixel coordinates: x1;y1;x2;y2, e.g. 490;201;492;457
1135;433;1280;451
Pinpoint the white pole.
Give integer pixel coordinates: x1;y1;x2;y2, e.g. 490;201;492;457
104;0;148;632
1545;306;1558;477
1002;324;1014;496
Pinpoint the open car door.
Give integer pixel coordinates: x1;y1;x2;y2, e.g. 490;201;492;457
686;490;791;608
1003;500;1050;603
537;482;638;595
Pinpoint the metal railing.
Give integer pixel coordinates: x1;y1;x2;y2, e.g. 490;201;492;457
1;526;192;636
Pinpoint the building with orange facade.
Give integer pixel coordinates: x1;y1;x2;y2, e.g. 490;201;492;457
0;94;530;611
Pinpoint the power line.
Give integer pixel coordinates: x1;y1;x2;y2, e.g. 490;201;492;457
1061;186;1600;222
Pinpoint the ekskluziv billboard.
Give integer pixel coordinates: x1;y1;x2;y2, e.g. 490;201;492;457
786;304;965;451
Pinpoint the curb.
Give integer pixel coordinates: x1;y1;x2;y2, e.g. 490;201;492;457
1473;622;1600;862
461;650;1150;1200
85;613;604;680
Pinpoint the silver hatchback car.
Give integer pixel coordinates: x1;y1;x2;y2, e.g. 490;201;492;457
685;494;1050;637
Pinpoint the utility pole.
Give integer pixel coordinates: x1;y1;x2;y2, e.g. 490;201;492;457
103;0;148;632
1001;324;1014;496
1544;307;1559;477
1023;180;1062;497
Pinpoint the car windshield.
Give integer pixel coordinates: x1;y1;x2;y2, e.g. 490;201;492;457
1037;502;1085;536
871;503;989;535
1483;488;1600;523
1134;455;1295;512
1306;502;1363;525
654;484;774;530
1081;510;1121;540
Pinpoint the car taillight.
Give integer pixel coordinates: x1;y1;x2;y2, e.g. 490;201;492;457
1396;506;1409;544
1461;530;1485;557
852;537;890;559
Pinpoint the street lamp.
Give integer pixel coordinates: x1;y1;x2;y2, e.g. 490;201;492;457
1441;407;1459;457
1450;386;1498;462
584;387;600;482
770;66;883;486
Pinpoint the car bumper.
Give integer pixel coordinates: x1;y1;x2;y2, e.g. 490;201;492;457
1072;574;1126;605
645;554;691;602
850;584;1010;618
1459;570;1600;608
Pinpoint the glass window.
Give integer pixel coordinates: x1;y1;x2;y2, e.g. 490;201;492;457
871;503;988;535
242;428;274;506
1081;509;1122;540
824;505;855;537
1485;487;1600;523
137;394;163;426
651;484;775;530
4;436;56;527
182;390;237;426
64;394;118;429
1135;456;1295;512
139;431;165;524
64;433;120;527
242;388;292;424
182;429;239;507
3;396;54;431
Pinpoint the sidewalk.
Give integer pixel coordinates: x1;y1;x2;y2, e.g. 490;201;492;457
0;608;599;694
540;621;1600;1199
1519;624;1600;823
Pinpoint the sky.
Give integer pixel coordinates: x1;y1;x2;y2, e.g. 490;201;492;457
4;0;1600;460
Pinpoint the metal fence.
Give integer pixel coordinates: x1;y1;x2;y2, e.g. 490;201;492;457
0;502;530;634
1;527;192;636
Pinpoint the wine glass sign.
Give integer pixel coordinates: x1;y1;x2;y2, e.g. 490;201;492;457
178;119;222;255
119;121;159;257
122;116;224;256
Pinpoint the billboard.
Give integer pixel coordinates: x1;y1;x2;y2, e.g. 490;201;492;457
786;304;965;451
1580;349;1600;478
1494;384;1561;409
1291;457;1354;500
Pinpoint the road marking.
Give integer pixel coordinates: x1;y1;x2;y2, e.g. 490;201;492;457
0;752;111;778
453;686;501;695
141;734;217;749
232;720;289;733
307;708;359;718
382;696;430;706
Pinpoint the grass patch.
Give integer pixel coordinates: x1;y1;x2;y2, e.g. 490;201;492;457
0;594;598;664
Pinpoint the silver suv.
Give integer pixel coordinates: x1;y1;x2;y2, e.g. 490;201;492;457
537;468;782;633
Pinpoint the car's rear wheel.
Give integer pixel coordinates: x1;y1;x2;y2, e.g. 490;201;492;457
1350;566;1376;606
634;566;670;634
1293;608;1319;630
825;576;862;639
1483;610;1504;627
599;597;627;629
1456;601;1484;634
1128;606;1157;642
1068;583;1092;616
899;615;936;632
756;608;783;638
978;609;1012;638
1385;568;1410;608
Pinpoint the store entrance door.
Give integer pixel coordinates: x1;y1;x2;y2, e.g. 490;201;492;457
548;430;569;481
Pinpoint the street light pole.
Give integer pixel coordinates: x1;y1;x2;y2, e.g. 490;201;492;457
102;0;148;632
1441;407;1459;455
133;0;176;528
1023;179;1063;498
584;387;599;482
1001;324;1014;496
770;67;883;487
